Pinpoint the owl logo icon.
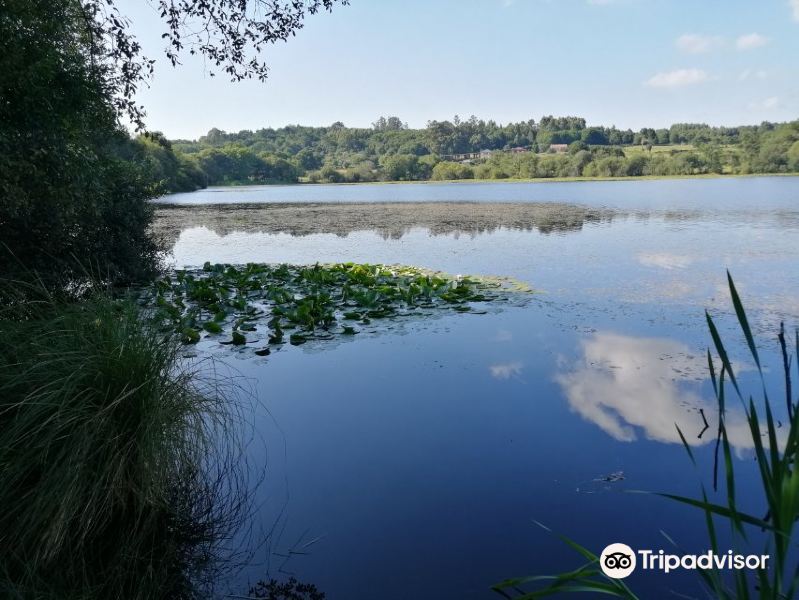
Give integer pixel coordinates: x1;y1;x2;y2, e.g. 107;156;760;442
600;543;637;579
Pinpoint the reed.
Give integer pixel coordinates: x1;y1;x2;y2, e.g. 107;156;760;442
494;273;798;599
0;281;246;598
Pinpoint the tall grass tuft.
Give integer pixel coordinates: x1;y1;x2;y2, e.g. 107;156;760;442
494;273;798;599
0;281;246;599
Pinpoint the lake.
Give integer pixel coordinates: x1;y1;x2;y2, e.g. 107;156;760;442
155;177;799;599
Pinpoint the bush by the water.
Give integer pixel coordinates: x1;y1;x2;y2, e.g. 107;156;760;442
1;1;164;283
0;288;242;599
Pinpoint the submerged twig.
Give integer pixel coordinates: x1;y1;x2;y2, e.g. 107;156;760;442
698;407;710;439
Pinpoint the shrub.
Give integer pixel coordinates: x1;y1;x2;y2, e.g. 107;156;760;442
0;1;159;284
431;161;475;180
0;287;243;599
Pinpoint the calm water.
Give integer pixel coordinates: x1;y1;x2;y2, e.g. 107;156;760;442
156;177;799;599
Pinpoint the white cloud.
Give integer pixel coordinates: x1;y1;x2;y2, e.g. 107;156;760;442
739;68;768;81
645;68;708;89
675;34;723;54
791;0;799;21
736;33;769;50
750;96;781;110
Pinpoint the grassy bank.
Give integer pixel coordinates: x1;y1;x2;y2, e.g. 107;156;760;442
203;171;799;189
0;284;243;599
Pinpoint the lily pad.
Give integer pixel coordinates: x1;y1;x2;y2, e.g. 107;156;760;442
143;262;526;350
289;333;307;346
202;321;222;334
181;327;200;344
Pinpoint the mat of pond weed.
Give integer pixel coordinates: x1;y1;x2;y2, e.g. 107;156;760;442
141;262;530;355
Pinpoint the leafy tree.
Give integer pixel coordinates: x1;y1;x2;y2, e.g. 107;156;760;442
296;148;324;170
259;154;302;182
425;120;458;155
788;141;799;171
625;155;648;176
571;150;593;176
568;141;589;154
0;0;157;281
1;0;347;282
136;132;207;192
167;118;799;186
319;165;344;183
580;128;609;145
380;154;421;181
431;162;474;180
372;116;407;131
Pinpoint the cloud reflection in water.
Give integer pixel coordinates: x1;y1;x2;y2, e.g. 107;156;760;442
556;332;757;450
637;252;695;270
489;361;524;380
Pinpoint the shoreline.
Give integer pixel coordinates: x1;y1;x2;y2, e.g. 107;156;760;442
193;172;799;191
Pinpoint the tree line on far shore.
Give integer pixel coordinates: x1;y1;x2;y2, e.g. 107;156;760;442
142;116;799;190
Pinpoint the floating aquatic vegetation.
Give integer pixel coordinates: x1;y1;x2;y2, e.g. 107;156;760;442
593;470;625;483
142;262;526;354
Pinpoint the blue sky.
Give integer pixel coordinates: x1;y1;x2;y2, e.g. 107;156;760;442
120;0;799;139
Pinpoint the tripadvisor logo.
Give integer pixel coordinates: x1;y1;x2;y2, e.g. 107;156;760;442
600;543;636;579
600;543;770;579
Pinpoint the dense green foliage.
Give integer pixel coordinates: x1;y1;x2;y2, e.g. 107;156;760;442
145;262;517;351
0;289;241;599
134;132;208;192
1;0;347;281
2;2;348;598
0;0;164;282
166;116;799;186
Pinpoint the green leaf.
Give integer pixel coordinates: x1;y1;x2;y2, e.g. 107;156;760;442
675;424;697;466
657;493;774;530
727;271;761;372
289;333;307;345
180;327;200;344
705;310;741;398
202;321;222;334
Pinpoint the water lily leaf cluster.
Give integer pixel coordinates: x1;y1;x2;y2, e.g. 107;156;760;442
144;262;515;352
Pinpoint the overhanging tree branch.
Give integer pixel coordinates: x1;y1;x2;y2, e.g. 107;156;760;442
81;0;348;129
